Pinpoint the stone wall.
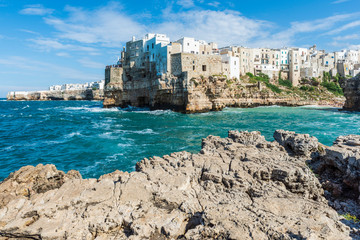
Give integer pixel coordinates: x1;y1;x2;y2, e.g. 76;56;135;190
175;53;222;79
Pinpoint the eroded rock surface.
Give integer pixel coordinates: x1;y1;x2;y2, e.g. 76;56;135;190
310;134;360;233
340;73;360;111
0;131;356;239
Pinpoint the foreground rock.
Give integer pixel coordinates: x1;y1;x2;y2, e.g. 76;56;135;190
0;131;357;239
340;73;360;111
7;89;104;101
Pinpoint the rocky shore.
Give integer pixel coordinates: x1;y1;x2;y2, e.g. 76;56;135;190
340;73;360;111
0;130;359;239
6;89;104;101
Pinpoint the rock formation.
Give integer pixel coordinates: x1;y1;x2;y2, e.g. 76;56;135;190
7;89;104;101
0;130;359;239
340;73;360;111
104;69;344;113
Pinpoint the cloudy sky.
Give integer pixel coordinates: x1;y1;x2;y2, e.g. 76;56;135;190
0;0;359;97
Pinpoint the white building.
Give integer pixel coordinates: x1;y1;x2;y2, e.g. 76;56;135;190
175;37;207;54
221;54;240;79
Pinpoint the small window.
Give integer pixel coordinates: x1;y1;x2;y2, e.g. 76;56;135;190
193;66;195;70
202;51;205;54
187;43;190;46
152;43;154;49
202;65;206;71
147;45;149;51
193;60;195;64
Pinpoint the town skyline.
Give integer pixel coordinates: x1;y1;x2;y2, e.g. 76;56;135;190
0;0;359;97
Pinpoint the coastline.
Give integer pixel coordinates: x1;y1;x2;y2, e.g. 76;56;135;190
0;130;359;239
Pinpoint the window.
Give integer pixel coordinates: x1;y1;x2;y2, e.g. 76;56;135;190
147;45;149;51
234;61;236;65
187;43;190;46
191;51;194;54
193;60;195;64
202;65;206;71
152;43;154;49
202;51;205;54
152;54;154;59
193;66;195;70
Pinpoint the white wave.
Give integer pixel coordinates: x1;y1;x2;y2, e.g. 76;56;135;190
64;132;83;139
63;106;121;113
117;143;133;147
98;132;118;139
22;105;30;109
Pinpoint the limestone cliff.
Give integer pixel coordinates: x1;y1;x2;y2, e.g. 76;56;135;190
0;130;359;239
7;89;104;101
103;67;344;113
340;73;360;111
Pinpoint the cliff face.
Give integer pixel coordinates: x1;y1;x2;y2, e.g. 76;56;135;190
104;70;343;113
0;130;359;239
340;74;360;111
7;89;104;101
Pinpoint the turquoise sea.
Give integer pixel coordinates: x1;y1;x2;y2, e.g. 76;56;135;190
1;99;359;180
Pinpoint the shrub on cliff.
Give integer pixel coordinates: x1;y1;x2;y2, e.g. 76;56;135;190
321;81;343;96
279;79;293;88
266;83;282;93
300;85;315;92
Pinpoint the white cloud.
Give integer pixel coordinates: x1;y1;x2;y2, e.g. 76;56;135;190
56;52;70;57
332;0;350;4
77;57;104;69
43;3;145;47
19;4;54;16
208;2;220;7
22;3;360;52
349;44;360;50
0;56;102;81
260;12;360;48
29;38;100;55
154;10;272;46
177;0;195;8
334;34;360;41
325;20;360;35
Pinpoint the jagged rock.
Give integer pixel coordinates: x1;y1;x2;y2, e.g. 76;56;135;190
340;73;360;111
0;131;354;239
274;130;319;156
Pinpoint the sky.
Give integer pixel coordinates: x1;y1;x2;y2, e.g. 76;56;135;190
0;0;359;97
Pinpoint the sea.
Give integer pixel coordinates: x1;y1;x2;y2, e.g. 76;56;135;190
1;99;359;180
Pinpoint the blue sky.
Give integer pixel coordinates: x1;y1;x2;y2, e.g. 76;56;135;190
0;0;359;97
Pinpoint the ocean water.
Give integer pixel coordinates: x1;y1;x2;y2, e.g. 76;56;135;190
0;99;359;180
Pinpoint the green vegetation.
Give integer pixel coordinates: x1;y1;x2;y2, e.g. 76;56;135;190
321;72;343;96
321;81;343;96
342;213;360;223
190;78;199;87
279;79;293;88
265;83;282;93
245;72;282;93
300;85;315;92
226;79;233;87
